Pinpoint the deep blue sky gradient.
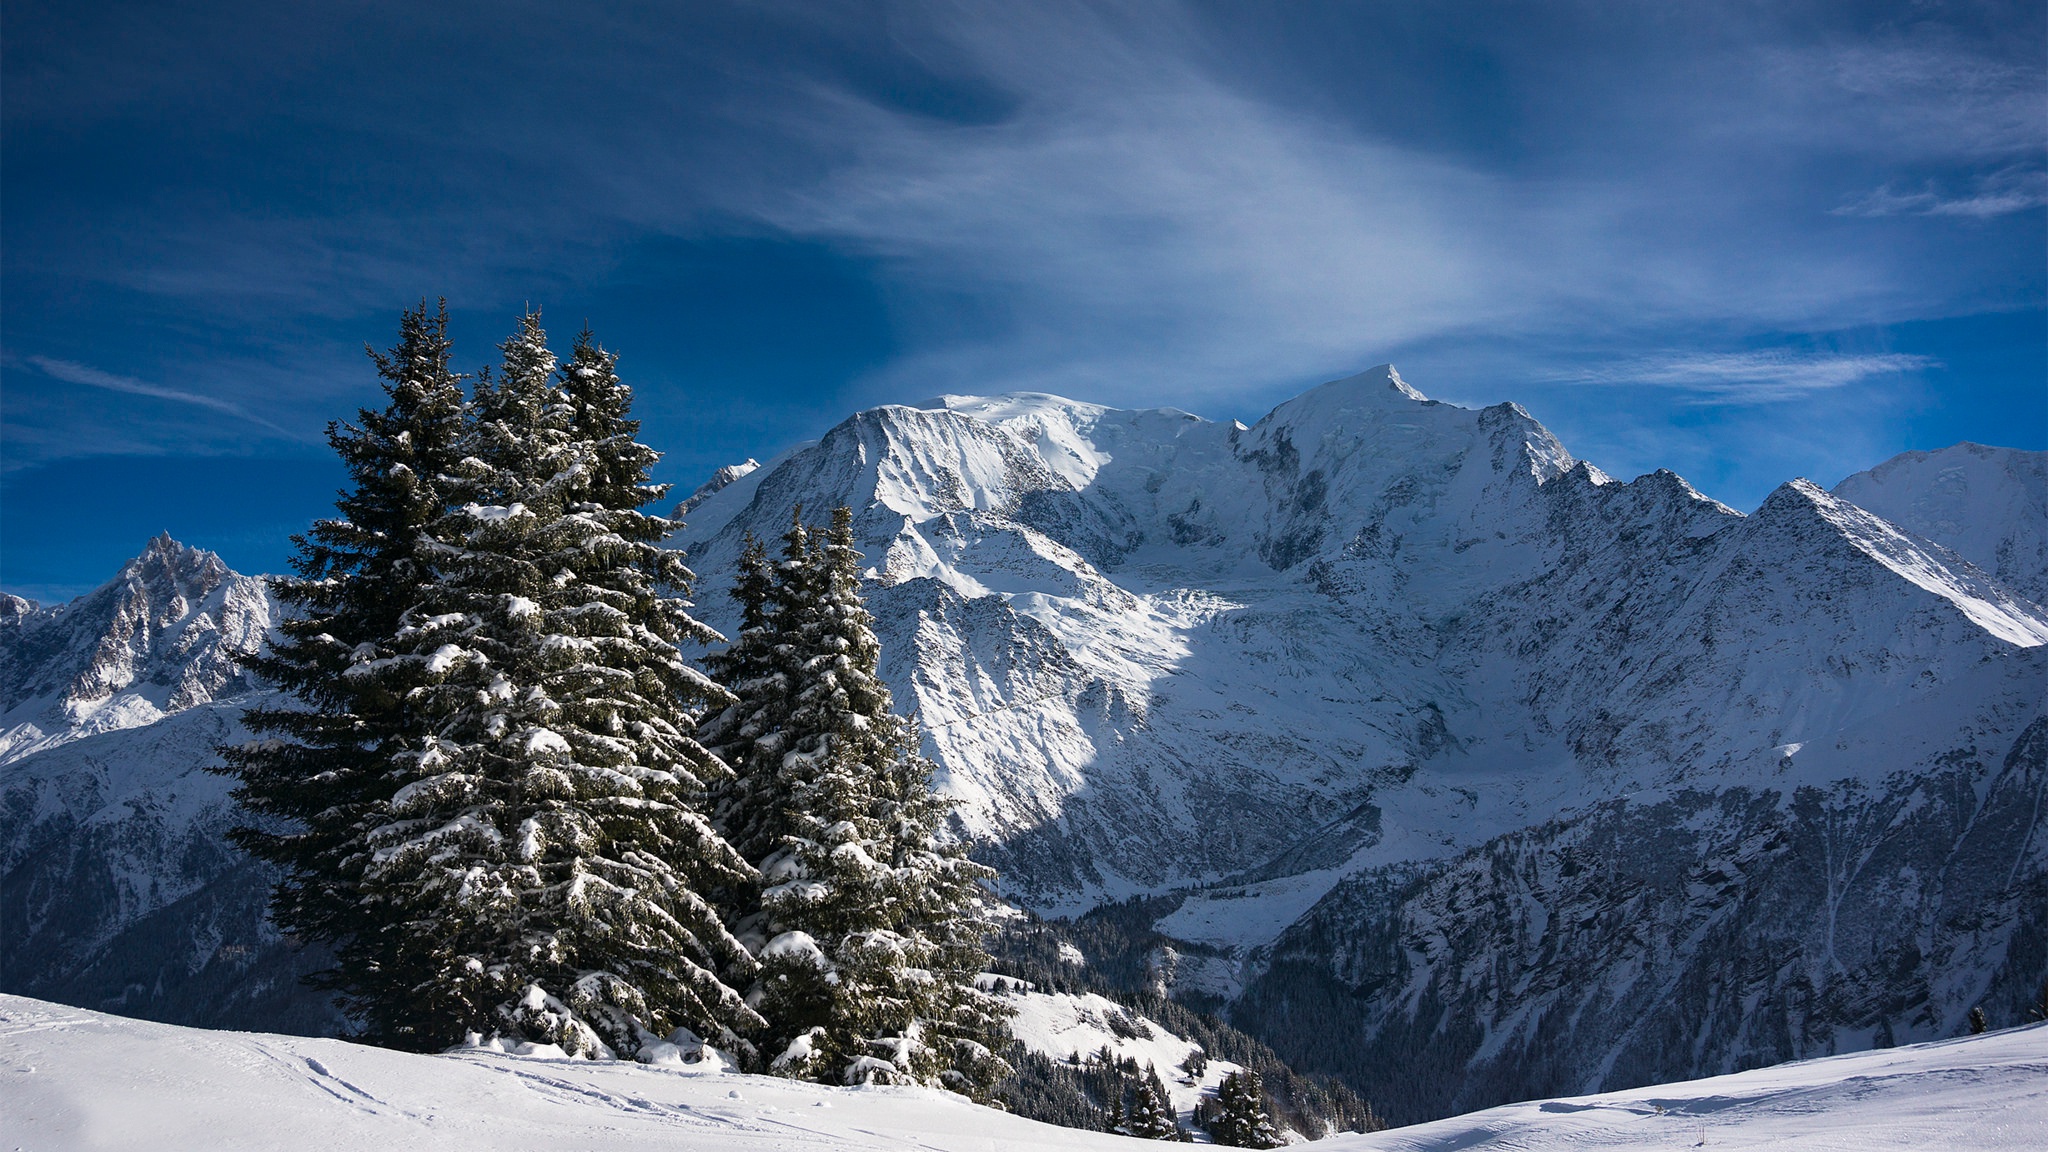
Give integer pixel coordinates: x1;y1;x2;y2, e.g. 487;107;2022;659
4;1;2043;600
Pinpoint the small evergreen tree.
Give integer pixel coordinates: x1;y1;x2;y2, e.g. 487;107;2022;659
221;300;471;1047
1210;1069;1284;1148
730;506;1013;1098
1124;1063;1184;1140
704;519;807;871
1969;1006;1988;1034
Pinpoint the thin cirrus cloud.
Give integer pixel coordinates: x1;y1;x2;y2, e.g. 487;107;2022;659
1560;351;1939;405
748;78;1509;402
707;5;2035;409
25;355;304;441
1833;167;2048;219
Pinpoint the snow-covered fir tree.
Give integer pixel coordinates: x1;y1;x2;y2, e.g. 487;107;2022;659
369;310;761;1057
235;307;762;1056
724;505;1013;1099
1208;1069;1284;1148
221;300;472;1046
1123;1064;1185;1140
703;516;811;868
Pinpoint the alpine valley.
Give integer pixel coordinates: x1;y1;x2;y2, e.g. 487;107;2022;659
4;367;2044;1126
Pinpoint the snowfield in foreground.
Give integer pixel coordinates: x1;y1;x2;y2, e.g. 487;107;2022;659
1328;1026;2048;1152
4;995;2044;1151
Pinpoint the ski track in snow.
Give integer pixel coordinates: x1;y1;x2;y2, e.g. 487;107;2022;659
4;995;2045;1151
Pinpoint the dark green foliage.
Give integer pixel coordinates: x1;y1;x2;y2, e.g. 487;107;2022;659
721;506;1013;1098
1123;1063;1184;1140
359;310;758;1056
1968;1006;1988;1034
704;531;784;867
222;306;759;1057
219;299;471;1048
1207;1069;1284;1148
995;1048;1116;1132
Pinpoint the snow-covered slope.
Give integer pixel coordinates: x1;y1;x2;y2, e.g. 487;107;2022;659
1833;442;2048;607
6;993;2043;1151
1006;985;1247;1131
0;993;1136;1151
1323;1022;2048;1152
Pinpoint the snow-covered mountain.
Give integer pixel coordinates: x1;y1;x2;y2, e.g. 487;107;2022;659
1;533;275;764
4;368;2043;1125
671;367;2048;1119
1833;441;2048;607
7;992;2044;1151
0;538;333;1034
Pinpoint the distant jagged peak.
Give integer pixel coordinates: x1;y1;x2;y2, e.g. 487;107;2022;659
672;458;760;518
117;531;231;594
0;534;276;726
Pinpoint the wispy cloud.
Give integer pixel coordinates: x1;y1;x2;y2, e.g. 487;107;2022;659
698;6;2037;406
26;356;304;439
1833;167;2048;219
1560;350;1937;405
744;46;1512;401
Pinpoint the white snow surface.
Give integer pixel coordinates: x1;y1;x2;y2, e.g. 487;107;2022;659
6;993;2044;1151
0;993;1142;1151
1323;1024;2048;1151
1833;441;2048;607
1004;987;1244;1127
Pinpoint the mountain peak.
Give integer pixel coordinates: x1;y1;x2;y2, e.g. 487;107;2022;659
1312;363;1429;405
0;536;276;725
1832;442;2048;605
673;459;761;518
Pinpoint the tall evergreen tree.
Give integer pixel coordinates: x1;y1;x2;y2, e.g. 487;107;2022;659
221;300;471;1044
729;506;1012;1098
1209;1069;1284;1148
356;310;761;1057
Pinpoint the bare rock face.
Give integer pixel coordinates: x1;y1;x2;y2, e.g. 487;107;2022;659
1;533;277;754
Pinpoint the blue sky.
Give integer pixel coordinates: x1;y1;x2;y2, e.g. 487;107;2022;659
3;0;2042;601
